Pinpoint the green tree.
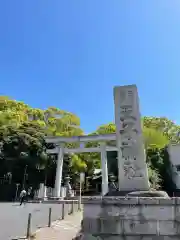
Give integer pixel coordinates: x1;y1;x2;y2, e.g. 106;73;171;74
143;127;169;149
142;117;180;143
0;96;84;192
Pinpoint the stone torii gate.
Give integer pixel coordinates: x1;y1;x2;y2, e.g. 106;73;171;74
46;134;117;197
45;84;150;198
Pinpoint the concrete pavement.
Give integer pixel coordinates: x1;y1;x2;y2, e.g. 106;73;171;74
33;211;83;240
0;202;74;240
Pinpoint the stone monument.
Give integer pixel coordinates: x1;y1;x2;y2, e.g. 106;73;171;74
78;85;171;240
114;84;150;192
45;83;174;239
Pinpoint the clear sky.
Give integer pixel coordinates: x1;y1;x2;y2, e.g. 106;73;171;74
0;1;180;133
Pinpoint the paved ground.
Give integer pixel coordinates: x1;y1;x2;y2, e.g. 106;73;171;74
0;202;75;240
34;211;82;240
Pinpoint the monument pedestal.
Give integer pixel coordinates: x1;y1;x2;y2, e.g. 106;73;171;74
48;197;63;200
81;195;179;240
106;190;169;197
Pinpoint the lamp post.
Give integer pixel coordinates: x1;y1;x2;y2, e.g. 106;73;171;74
79;172;85;211
15;183;20;201
22;165;28;190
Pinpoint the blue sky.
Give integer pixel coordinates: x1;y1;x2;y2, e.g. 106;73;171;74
0;1;180;133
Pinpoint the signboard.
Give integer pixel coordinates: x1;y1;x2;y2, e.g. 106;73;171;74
80;172;85;183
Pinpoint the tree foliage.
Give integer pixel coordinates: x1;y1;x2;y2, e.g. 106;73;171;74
0;97;84;195
143;127;169;149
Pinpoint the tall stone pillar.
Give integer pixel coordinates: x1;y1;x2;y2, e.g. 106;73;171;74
114;85;150;191
54;144;64;198
100;142;109;196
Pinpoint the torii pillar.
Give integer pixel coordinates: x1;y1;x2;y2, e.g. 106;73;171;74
100;142;109;196
54;144;64;198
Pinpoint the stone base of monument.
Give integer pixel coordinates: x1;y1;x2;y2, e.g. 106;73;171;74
64;196;77;200
106;190;169;198
126;190;169;198
81;195;180;239
46;197;64;201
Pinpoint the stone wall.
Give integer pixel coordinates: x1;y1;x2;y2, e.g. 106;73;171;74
82;197;180;239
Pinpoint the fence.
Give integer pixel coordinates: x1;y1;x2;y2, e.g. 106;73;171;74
34;184;76;199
